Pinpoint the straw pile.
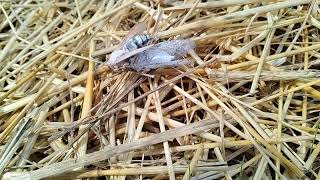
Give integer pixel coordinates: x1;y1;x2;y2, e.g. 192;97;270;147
1;0;320;179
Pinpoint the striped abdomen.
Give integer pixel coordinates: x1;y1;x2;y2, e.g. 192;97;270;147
124;34;152;51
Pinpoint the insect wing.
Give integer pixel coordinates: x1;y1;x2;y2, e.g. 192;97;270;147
108;22;148;67
153;39;195;56
114;44;154;64
129;47;189;72
117;22;147;50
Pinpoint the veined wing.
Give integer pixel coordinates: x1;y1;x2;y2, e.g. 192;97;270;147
108;22;148;67
129;45;191;72
113;44;155;64
116;22;147;50
153;39;195;56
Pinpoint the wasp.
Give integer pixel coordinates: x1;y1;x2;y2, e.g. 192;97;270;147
107;22;195;72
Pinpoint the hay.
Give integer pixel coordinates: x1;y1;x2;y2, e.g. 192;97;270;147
0;0;320;179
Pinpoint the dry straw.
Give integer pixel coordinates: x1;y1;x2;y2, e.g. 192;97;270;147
0;0;320;179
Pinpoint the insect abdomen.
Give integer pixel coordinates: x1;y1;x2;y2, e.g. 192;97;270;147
124;34;152;51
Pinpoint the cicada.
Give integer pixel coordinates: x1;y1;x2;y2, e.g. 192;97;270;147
106;22;195;72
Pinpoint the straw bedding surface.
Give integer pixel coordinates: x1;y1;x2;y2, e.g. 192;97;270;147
0;0;320;179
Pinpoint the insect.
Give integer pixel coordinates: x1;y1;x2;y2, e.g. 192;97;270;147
107;22;195;72
124;34;152;52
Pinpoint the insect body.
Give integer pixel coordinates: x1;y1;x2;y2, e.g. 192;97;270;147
129;39;195;72
107;23;152;70
107;22;195;72
124;34;152;52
